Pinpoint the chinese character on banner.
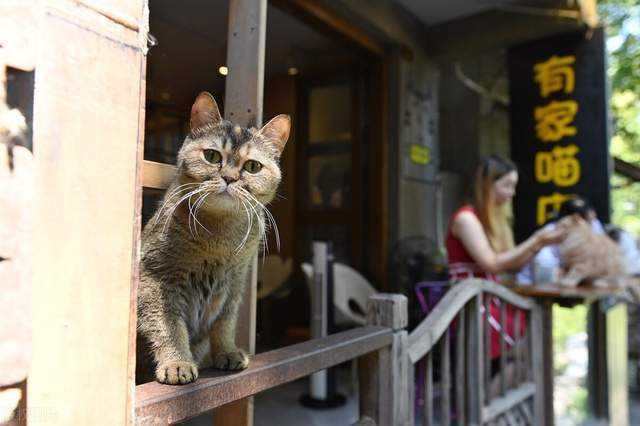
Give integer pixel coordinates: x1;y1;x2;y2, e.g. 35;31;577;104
536;192;575;225
535;145;581;187
534;100;578;142
533;55;576;97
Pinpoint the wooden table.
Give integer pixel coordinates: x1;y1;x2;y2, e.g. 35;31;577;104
512;284;629;426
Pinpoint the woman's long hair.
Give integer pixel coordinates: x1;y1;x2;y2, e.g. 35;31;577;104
473;155;516;253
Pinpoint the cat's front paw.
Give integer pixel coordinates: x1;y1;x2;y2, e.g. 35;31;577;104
156;360;199;385
212;350;249;371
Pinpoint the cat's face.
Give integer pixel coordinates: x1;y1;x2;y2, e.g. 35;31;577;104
176;92;290;215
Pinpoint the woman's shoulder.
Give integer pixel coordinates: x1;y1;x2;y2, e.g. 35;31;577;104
452;205;478;222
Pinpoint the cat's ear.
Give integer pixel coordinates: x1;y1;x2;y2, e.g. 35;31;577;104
257;114;291;154
190;92;222;132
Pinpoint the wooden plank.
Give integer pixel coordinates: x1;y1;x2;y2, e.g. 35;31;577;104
441;331;451;426
504;410;518;426
215;1;266;424
271;0;385;56
512;283;624;300
358;346;391;426
366;294;409;425
466;294;484;425
142;160;175;189
367;293;408;331
390;331;412;426
519;401;534;424
500;302;507;395
408;280;534;363
0;55;32;389
514;308;521;387
28;1;147;425
456;309;466;426
482;382;536;423
530;303;548;426
137;326;392;424
605;303;629;426
423;352;434;426
484;295;492;404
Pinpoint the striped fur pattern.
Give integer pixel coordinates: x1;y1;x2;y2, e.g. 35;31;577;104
136;92;290;384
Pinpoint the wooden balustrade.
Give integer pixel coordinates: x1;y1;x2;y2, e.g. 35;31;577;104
403;279;543;426
134;281;543;426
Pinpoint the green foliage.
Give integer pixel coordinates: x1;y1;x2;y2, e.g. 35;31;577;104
599;1;640;235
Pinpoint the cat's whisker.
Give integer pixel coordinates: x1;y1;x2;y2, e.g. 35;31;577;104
161;188;206;235
150;183;201;230
241;190;280;253
191;192;213;236
234;198;253;253
235;189;268;256
233;190;267;258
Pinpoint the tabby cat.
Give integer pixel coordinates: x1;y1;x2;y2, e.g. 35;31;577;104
558;215;625;287
136;92;290;385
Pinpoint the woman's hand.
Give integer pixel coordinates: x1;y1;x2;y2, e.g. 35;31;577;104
534;225;567;247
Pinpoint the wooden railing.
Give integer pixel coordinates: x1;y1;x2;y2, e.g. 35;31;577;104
135;320;397;424
404;279;544;426
135;282;543;426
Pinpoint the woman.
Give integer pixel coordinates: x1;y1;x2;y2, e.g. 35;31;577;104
446;155;565;371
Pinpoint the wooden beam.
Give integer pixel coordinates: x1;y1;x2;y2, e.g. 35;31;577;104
425;9;585;60
482;382;536;423
28;1;147;425
271;0;384;56
215;1;266;425
136;326;392;424
142;160;175;189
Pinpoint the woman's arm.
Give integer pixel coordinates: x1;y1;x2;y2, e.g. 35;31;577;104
452;211;564;274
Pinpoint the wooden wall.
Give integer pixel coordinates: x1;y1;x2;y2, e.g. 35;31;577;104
29;1;147;424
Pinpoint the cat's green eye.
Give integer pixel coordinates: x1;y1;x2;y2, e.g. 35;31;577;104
203;149;222;164
243;160;263;174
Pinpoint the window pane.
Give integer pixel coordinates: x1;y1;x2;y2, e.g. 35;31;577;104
308;84;351;144
308;154;351;209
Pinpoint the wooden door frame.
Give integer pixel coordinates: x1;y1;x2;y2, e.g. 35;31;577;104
273;0;393;290
294;72;364;271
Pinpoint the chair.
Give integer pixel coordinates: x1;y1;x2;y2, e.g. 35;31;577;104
257;255;293;300
301;262;377;394
257;255;293;347
301;262;377;327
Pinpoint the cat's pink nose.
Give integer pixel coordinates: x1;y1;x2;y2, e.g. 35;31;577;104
222;175;238;184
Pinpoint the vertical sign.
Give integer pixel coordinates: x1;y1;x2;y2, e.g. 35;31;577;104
509;28;610;242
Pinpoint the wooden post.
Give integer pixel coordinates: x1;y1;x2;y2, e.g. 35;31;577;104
28;1;148;425
466;294;484;426
214;0;265;425
358;294;410;426
530;301;549;426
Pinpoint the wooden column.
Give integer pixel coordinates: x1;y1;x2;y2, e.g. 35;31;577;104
28;1;148;425
466;294;484;425
214;1;266;425
359;294;410;426
530;300;550;426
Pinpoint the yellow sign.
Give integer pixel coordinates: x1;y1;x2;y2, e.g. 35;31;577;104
536;192;575;225
535;144;581;187
410;144;430;165
534;55;576;98
534;100;578;142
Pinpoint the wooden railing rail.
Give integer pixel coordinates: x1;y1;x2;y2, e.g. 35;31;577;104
400;279;544;426
408;279;534;363
135;325;393;425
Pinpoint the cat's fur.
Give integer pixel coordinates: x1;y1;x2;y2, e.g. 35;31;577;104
136;92;290;385
558;215;624;287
